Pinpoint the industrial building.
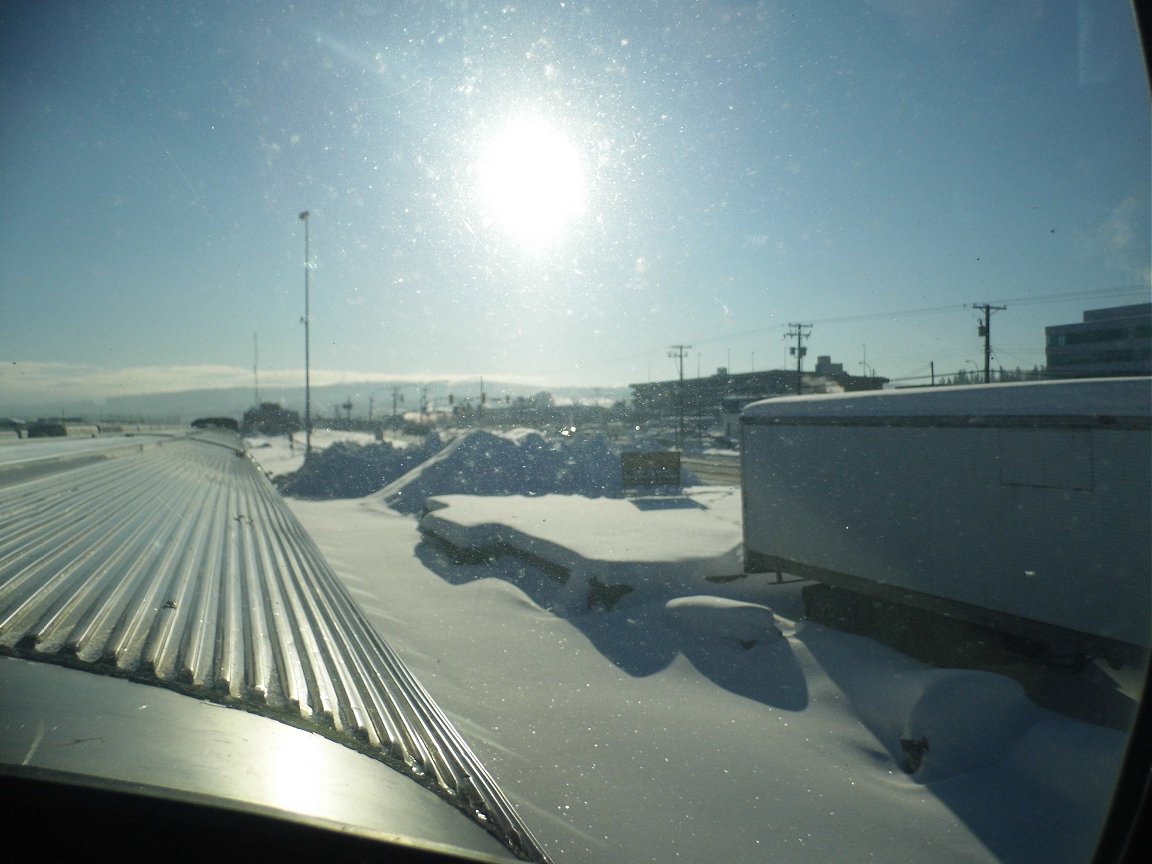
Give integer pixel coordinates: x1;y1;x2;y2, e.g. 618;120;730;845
630;356;888;423
1045;303;1152;378
241;402;302;436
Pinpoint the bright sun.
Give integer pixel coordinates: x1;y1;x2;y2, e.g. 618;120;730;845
474;115;587;249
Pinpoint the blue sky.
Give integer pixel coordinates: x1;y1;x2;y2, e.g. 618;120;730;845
1;0;1148;408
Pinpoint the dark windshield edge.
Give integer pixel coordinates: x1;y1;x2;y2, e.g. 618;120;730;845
981;11;1149;854
1074;9;1149;859
2;766;509;864
1090;645;1152;863
1134;0;1152;91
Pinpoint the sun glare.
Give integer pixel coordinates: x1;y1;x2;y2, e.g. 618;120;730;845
474;116;587;249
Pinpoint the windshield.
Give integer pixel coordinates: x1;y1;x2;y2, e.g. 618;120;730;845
1;2;1149;863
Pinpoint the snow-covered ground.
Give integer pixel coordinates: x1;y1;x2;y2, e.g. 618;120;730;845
250;430;1132;864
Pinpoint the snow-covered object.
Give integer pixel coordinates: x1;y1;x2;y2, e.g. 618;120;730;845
377;429;622;513
416;491;744;609
664;595;783;645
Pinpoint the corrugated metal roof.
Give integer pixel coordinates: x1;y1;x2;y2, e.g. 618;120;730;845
0;430;548;862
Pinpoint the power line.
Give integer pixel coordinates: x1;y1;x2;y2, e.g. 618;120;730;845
698;284;1146;346
652;286;1144;360
585;283;1148;377
992;284;1149;308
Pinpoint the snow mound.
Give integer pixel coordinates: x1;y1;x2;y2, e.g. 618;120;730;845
900;669;1036;781
664;596;782;646
275;434;444;499
377;429;622;513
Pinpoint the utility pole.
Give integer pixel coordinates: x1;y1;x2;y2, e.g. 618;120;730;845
668;344;691;449
972;303;1006;384
299;211;312;455
786;323;812;394
418;381;445;425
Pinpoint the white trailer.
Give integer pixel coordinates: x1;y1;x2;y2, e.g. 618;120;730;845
741;378;1151;666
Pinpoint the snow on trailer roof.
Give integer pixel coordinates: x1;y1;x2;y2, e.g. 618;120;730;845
741;377;1152;421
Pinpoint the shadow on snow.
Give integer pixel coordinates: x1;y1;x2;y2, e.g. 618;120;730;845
414;538;809;712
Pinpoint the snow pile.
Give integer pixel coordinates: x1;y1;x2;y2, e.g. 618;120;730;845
275;434;444;499
246;430;389;479
376;429;623;513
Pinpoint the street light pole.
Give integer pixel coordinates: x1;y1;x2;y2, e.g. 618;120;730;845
299;211;312;455
667;344;690;449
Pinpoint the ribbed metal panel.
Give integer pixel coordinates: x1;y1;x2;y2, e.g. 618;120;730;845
0;431;547;863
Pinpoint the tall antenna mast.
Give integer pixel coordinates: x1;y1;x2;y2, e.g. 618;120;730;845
299;210;312;455
667;344;691;449
253;331;260;406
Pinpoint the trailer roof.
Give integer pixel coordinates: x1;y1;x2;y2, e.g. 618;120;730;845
741;378;1152;420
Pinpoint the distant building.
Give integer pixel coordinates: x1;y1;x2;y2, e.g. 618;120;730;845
814;355;843;376
241;402;301;436
1045;303;1152;378
630;360;888;422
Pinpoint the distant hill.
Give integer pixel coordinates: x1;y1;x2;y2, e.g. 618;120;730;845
4;380;631;424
